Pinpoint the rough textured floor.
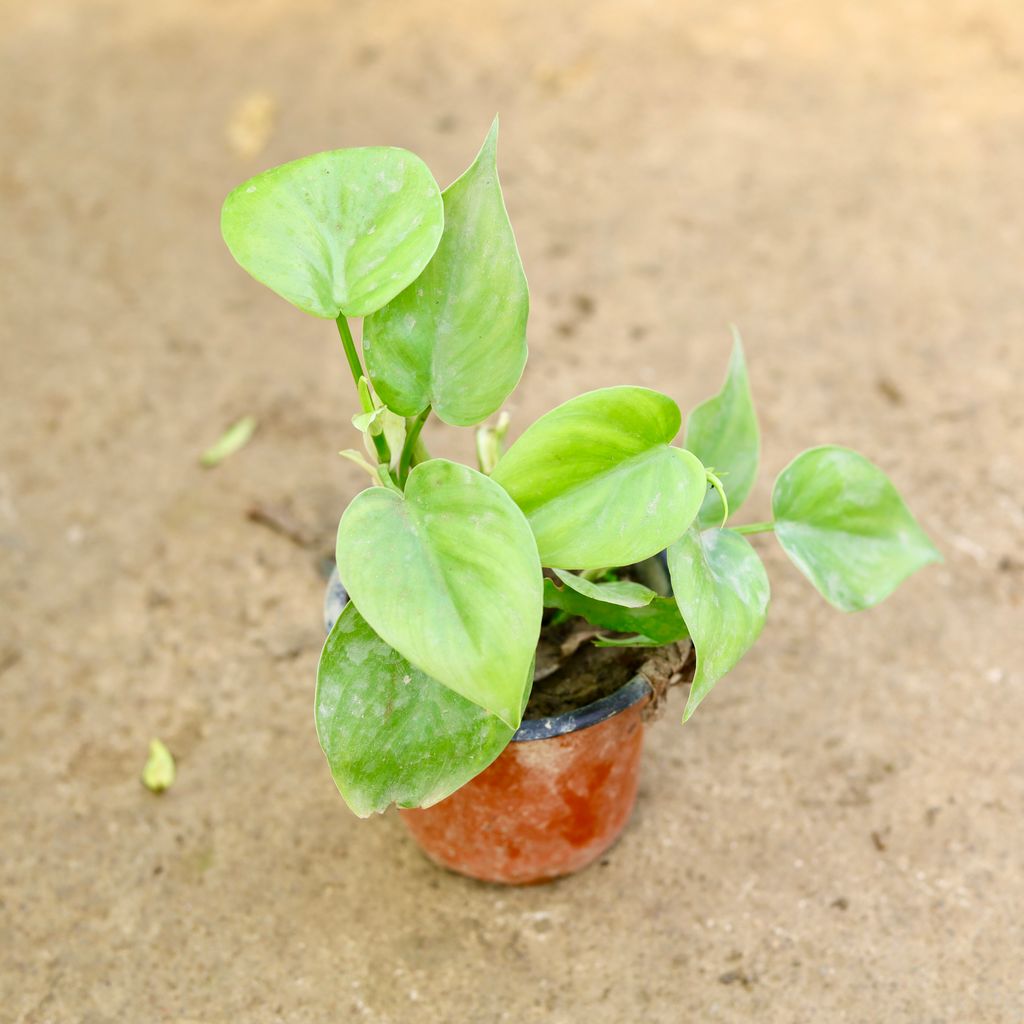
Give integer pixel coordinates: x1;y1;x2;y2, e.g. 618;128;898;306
3;1;1023;1021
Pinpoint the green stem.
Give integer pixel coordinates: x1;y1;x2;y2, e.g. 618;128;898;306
335;315;365;385
399;407;431;485
733;520;775;535
474;412;510;475
335;316;390;467
705;469;729;527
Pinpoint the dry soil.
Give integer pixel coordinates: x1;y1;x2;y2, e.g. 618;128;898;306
2;1;1023;1021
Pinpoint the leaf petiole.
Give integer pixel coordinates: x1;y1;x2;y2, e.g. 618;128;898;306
592;634;662;648
399;407;431;486
475;411;511;475
732;521;775;535
705;469;729;526
337;316;391;466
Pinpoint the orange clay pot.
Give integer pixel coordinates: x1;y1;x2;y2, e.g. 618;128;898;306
399;676;652;885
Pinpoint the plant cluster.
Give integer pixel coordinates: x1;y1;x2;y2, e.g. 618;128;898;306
221;121;939;817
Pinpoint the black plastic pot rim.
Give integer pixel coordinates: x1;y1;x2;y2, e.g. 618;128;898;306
512;674;651;742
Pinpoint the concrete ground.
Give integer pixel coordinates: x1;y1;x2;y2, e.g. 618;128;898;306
2;0;1023;1020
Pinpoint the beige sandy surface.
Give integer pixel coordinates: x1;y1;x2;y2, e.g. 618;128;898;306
3;1;1023;1020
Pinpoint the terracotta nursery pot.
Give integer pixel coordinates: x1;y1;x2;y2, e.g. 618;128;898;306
399;676;651;884
324;570;656;885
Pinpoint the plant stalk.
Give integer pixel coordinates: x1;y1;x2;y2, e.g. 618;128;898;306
399;406;431;485
704;469;729;526
335;316;390;466
335;314;365;384
732;520;775;535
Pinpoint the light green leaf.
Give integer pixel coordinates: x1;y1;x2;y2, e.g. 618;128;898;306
316;602;518;817
200;415;257;468
336;459;542;727
667;527;769;721
492;387;707;569
684;330;759;526
552;569;657;608
364;120;528;426
221;147;444;318
352;406;407;465
382;410;409;471
772;446;940;611
352;407;385;434
141;738;176;793
542;578;688;645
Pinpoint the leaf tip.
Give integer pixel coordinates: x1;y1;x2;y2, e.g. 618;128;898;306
495;703;523;731
477;116;500;166
921;531;944;565
728;323;745;358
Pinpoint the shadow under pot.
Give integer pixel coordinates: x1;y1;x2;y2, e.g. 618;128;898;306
323;560;684;885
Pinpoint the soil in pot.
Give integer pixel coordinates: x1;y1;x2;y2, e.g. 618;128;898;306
527;613;693;719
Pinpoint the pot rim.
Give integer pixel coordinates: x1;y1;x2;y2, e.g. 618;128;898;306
323;567;656;746
511;674;651;742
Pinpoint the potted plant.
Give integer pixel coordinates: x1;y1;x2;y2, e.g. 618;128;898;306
221;121;939;884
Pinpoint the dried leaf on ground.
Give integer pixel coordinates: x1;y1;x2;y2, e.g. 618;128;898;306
142;739;175;793
226;92;277;158
200;416;257;468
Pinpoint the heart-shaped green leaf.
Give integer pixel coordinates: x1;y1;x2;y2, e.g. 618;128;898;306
364;120;528;426
684;331;760;527
336;459;542;727
667;527;769;721
551;569;657;608
772;446;940;611
542;578;688;645
316;602;518;817
221;147;444;318
492;387;707;569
